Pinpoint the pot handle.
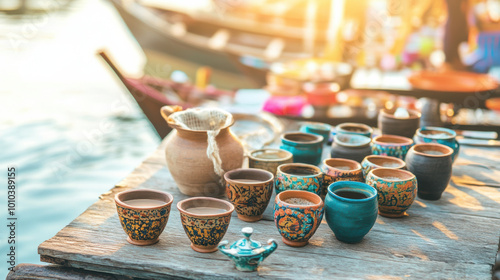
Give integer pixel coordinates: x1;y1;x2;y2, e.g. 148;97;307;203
160;105;183;122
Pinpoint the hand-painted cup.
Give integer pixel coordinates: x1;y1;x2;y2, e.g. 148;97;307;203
330;134;372;163
280;132;323;165
366;168;417;218
378;108;421;139
405;143;453;200
114;189;174;245
299;122;333;144
361;155;406;179
224;168;274;222
335;122;373;138
371;135;413;160
274;190;324;247
325;181;378;243
178;197;234;253
414;127;460;162
322;158;364;198
248;149;293;175
275;163;324;196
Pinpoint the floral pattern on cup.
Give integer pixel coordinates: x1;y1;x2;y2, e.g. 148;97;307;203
361;155;406;179
371;135;413;160
275;163;323;196
322;158;363;198
274;190;324;247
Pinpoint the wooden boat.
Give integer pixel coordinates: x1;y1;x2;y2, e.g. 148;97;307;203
98;51;235;138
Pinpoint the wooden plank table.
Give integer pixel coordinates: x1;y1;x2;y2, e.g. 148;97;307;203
37;134;500;279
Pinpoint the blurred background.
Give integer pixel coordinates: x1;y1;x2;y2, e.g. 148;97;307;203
0;0;499;276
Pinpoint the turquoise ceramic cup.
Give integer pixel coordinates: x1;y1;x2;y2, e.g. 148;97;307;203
325;181;378;244
280;132;323;165
299;122;332;144
414;127;460;162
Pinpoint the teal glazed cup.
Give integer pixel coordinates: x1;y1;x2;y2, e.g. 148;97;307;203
275;163;324;196
325;181;378;243
335;122;373;138
280;132;323;165
299;122;333;144
414;127;460;162
371;135;413;160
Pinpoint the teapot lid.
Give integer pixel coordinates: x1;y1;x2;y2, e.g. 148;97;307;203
227;227;266;255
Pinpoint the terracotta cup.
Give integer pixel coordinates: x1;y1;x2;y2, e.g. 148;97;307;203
366;168;417;218
405;143;453;201
378;108;421;139
274;190;324;247
335;122;373;138
224;168;274;222
330;134;372;163
371;135;413;160
322;158;364;198
280;132;323;165
115;189;174;246
177;197;234;253
361;155;406;179
275;163;324;196
248;149;293;175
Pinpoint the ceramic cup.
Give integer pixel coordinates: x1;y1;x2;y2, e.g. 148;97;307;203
274;190;324;247
322;158;364;198
405;143;453;200
177;197;234;253
414;127;460;162
299;122;333;144
366;168;417;218
371;135;413;160
335;122;373;138
114;189;174;246
275;163;324;196
280;132;323;165
224;168;274;222
330;134;372;163
361;155;406;179
248;149;293;175
378;108;421;139
325;181;378;243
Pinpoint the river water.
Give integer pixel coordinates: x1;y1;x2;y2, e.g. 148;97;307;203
0;0;162;276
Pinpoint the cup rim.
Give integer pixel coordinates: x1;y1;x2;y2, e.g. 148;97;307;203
410;143;454;158
248;149;293;163
281;131;323;145
276;190;323;209
323;158;362;172
380;108;421;120
416;126;456;139
114;189;174;210
334;134;371;147
328;181;378;203
224;168;274;185
277;163;322;177
372;134;414;146
368;168;416;182
363;155;406;169
335;122;373;134
177;197;235;217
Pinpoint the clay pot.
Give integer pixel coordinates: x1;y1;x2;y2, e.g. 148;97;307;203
322;158;363;199
335;123;373;138
177;197;234;253
274;190;324;247
371;135;413;160
275;163;324;196
280;132;323;165
224;168;274;222
114;189;173;245
248;149;293;175
325;181;378;243
366;168;417;218
161;106;244;197
414;127;460;163
378;108;421;138
361;155;406;179
405;143;453;200
330;134;372;163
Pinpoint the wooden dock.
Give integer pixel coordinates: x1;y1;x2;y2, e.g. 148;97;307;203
9;132;500;279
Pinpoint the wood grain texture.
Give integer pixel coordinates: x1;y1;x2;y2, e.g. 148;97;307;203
38;138;500;280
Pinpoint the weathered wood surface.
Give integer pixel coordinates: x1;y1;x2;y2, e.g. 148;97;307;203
38;136;500;280
6;263;139;280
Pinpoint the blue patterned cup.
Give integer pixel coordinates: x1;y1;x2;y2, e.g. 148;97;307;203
115;189;174;246
414;127;460;162
280;132;323;165
275;163;324;196
371;135;413;160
